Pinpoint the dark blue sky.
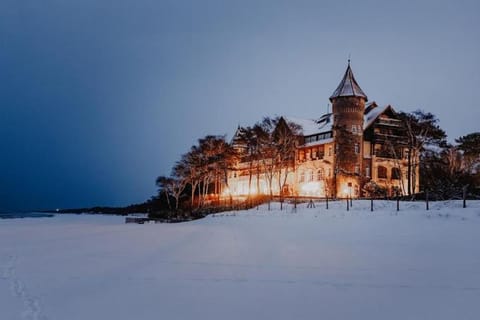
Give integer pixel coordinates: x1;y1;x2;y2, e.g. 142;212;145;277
1;0;479;211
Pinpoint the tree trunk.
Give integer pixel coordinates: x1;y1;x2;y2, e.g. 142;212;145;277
407;148;412;196
165;191;171;210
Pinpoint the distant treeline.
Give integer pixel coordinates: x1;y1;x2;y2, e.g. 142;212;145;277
50;197;166;215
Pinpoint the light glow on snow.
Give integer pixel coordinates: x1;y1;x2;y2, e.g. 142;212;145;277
300;181;322;195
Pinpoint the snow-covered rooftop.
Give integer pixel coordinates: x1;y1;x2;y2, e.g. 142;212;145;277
364;103;390;130
286;102;391;138
285;114;333;136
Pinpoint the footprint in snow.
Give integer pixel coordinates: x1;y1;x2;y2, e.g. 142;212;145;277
1;254;49;320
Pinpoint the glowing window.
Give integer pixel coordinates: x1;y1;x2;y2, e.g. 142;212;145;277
317;169;324;180
378;166;387;179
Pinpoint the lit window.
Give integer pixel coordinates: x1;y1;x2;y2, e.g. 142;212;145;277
299;150;305;161
378;166;387;179
317;169;324;180
354;143;359;154
366;166;370;177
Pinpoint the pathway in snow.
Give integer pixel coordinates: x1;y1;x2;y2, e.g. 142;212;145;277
1;254;48;320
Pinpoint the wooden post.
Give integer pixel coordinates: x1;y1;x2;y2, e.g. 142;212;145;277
350;195;353;207
326;196;329;210
397;196;400;212
346;197;349;211
370;198;373;212
294;197;297;210
463;185;467;208
426;189;429;211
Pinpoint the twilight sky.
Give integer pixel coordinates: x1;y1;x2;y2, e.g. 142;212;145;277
1;0;479;211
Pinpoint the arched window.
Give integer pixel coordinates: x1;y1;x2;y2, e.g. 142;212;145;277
299;171;305;183
299;150;305;162
391;167;401;180
378;166;387;179
317;169;324;180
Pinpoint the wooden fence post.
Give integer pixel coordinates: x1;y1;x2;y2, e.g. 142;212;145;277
426;190;429;211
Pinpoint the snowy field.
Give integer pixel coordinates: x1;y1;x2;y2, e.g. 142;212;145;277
1;200;480;320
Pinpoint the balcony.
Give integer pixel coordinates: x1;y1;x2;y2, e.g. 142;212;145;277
376;118;403;127
297;153;325;163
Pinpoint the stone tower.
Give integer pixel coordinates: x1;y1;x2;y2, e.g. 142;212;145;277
329;61;368;198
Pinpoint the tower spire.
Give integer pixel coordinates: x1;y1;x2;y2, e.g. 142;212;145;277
329;62;367;102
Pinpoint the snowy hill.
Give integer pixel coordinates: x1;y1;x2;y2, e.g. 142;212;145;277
1;200;480;320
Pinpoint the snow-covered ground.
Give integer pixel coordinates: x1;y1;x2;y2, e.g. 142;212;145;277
1;200;480;320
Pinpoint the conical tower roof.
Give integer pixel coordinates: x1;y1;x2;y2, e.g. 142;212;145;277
329;62;368;102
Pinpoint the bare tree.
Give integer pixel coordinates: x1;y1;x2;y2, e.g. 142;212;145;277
398;110;447;195
254;117;301;199
155;176;173;210
273;117;302;199
235;126;260;199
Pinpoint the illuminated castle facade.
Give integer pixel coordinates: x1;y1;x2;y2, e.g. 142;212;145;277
226;63;419;198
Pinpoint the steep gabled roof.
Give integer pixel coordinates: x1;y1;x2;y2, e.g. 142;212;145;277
329;62;368;102
363;103;396;130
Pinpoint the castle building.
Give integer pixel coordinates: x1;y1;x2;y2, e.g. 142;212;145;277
226;63;419;198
